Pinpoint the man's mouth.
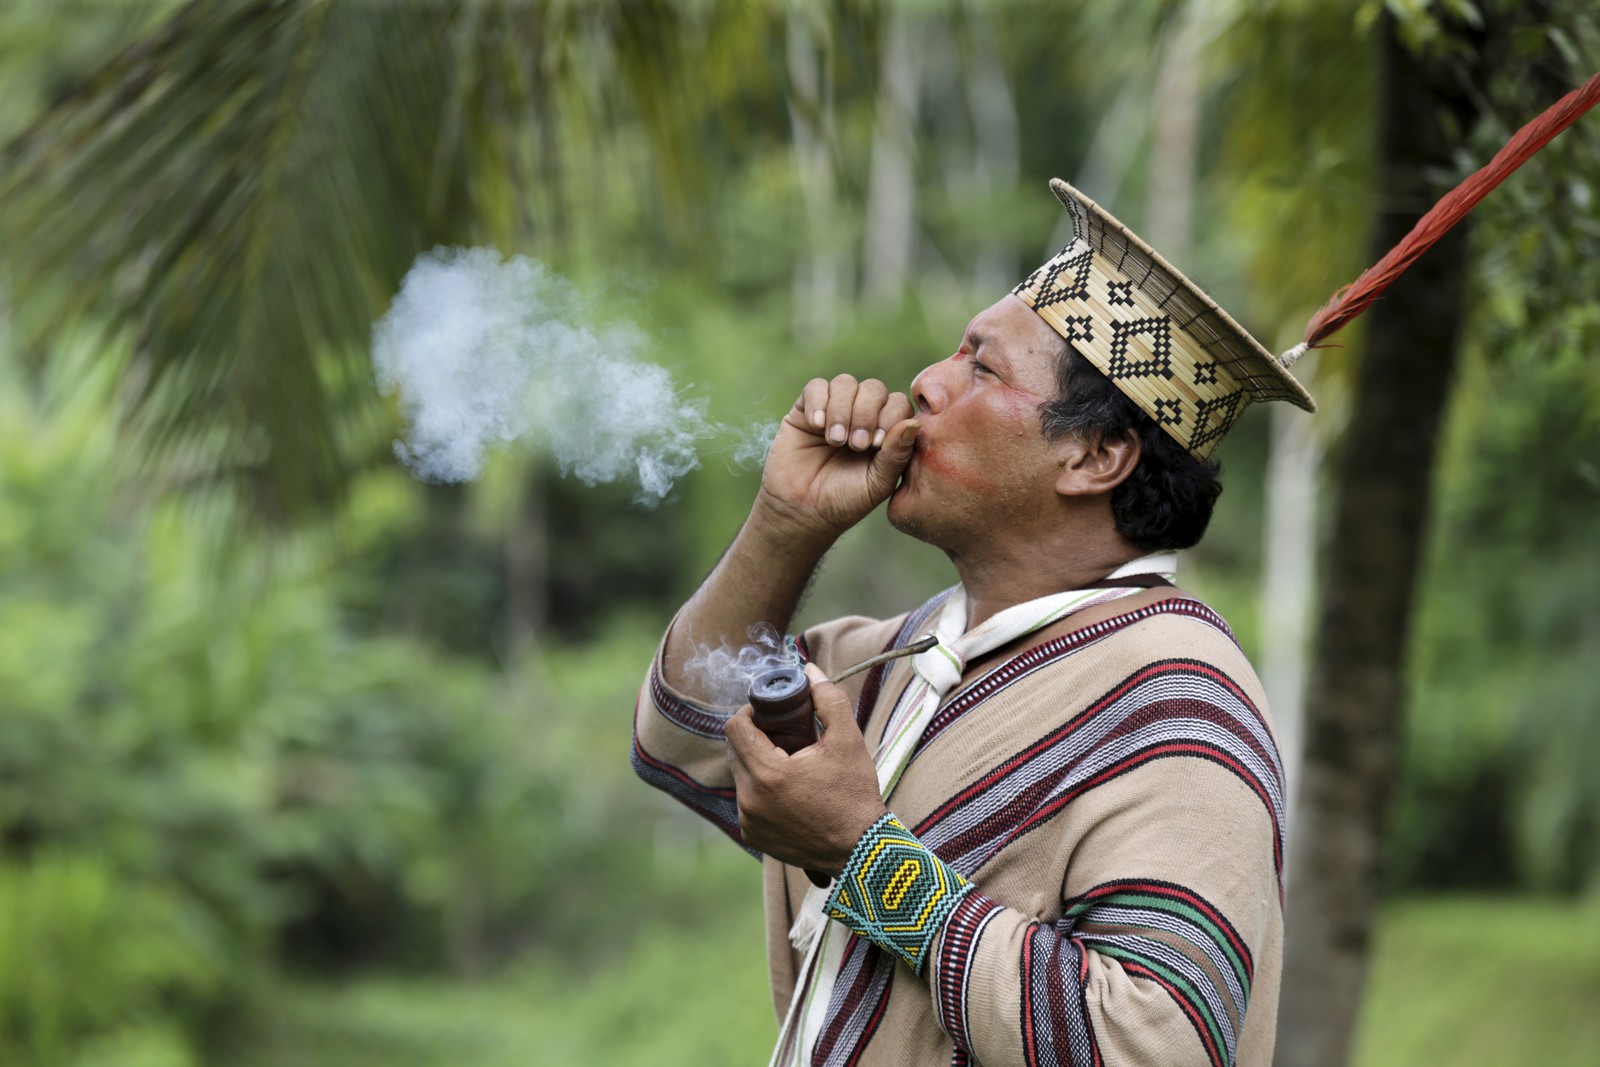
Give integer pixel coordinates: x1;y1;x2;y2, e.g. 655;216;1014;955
894;438;925;493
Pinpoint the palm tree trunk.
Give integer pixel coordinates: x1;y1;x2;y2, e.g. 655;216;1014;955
1278;15;1484;1067
861;8;922;306
1260;369;1321;841
964;3;1019;297
787;9;846;342
1146;8;1201;263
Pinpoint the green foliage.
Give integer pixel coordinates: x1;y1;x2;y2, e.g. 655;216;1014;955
0;856;211;1067
227;848;772;1067
1391;9;1600;894
0;341;253;1065
0;0;776;516
0;338;705;1063
1353;895;1600;1067
1399;340;1600;892
3;2;1599;1064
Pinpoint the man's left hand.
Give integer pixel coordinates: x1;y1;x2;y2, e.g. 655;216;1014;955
725;664;887;877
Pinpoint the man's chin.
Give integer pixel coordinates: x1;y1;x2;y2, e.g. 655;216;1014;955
886;486;934;544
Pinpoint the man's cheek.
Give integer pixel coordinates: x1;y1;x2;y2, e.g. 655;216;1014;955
920;448;991;492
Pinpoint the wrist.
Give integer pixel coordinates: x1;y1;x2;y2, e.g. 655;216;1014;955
748;489;842;557
825;813;973;975
823;802;891;878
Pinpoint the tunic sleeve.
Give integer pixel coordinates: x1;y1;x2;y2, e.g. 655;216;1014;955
629;624;750;852
826;667;1285;1067
629;611;905;855
928;754;1281;1067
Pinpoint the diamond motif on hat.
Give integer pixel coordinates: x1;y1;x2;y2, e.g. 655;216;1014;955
1061;315;1094;343
1105;316;1175;380
1194;360;1219;385
1017;246;1093;309
1153;398;1183;426
1189;389;1246;453
1107;280;1136;307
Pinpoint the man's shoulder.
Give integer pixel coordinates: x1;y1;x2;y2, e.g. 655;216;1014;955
1107;592;1243;657
1040;591;1244;664
1070;594;1276;730
1029;593;1269;711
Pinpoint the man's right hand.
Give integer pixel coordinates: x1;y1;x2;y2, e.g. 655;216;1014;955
757;375;919;543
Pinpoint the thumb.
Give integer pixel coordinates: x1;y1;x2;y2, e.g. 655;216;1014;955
805;663;863;744
866;419;920;497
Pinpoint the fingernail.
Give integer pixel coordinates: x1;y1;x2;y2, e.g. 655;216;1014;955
872;428;886;447
851;429;870;450
828;424;847;444
811;409;826;428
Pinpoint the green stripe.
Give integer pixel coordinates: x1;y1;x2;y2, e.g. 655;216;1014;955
1094;943;1229;1066
1067;891;1249;993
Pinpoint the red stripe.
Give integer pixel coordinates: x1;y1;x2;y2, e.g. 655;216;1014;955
1119;960;1224;1067
926;708;1282;886
920;599;1234;747
937;893;1000;1050
842;953;893;1067
815;937;870;1060
1082;947;1103;1067
1042;930;1075;1057
1020;925;1040;1067
648;663;731;737
629;733;736;799
1094;696;1279;793
1080;880;1252;978
919;665;1158;829
1074;743;1269;814
1009;742;1282;877
918;659;1276;834
918;658;1214;826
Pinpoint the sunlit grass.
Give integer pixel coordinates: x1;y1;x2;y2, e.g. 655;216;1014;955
238;885;773;1067
232;894;1599;1066
1354;895;1600;1067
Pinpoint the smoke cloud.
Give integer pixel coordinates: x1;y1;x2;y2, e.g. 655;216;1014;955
372;248;775;502
683;623;801;708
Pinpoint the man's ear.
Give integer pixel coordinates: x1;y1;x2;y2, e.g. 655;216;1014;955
1055;428;1142;498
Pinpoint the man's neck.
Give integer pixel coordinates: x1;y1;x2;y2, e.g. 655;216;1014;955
949;536;1146;630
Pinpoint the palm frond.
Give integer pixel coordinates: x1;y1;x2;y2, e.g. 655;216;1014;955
0;0;734;519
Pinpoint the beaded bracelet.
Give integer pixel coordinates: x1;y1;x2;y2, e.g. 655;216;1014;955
826;813;973;974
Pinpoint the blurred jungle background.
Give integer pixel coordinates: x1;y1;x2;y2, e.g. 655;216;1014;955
1;1;1596;1065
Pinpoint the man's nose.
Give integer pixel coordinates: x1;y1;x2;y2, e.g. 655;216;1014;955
911;361;952;414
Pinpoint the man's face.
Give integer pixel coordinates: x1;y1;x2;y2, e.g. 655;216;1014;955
888;295;1068;548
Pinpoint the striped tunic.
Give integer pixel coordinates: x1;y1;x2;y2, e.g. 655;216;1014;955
632;590;1285;1067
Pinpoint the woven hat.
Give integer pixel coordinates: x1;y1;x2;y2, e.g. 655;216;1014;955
1014;179;1312;460
1015;70;1600;460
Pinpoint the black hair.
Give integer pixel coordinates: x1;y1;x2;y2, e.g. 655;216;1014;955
1039;344;1222;551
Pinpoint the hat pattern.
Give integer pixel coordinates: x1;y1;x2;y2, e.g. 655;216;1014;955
1014;180;1314;460
1028;246;1094;307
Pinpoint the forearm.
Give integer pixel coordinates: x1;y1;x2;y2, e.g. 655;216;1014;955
660;374;919;700
661;496;836;700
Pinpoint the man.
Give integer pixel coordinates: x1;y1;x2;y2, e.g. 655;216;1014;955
632;180;1310;1067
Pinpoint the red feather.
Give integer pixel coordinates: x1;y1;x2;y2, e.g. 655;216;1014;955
1303;70;1600;349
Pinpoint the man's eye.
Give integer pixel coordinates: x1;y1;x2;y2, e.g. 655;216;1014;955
972;361;993;375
